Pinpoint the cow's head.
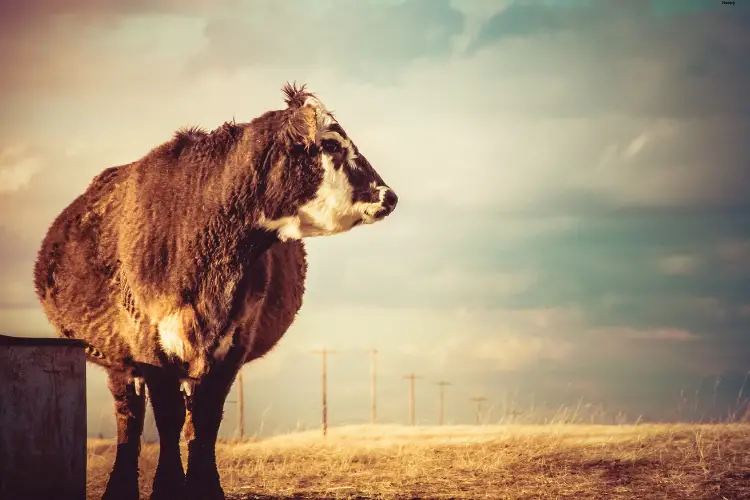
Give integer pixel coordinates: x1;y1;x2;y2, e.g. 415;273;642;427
257;82;398;241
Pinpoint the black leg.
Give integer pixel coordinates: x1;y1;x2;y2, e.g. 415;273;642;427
183;356;243;500
102;370;146;500
141;367;187;500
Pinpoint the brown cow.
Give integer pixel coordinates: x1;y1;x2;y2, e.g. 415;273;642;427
33;83;398;500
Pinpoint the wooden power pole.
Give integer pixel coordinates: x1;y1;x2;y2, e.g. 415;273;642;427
470;396;487;426
313;349;336;437
237;367;245;440
435;381;451;425
370;349;377;425
404;373;422;425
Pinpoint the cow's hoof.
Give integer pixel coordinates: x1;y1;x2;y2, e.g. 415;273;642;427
184;476;224;500
150;466;186;500
102;473;139;500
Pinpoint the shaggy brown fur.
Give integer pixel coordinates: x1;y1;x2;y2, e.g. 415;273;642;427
33;82;396;500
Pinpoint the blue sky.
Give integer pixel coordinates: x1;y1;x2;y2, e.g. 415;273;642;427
1;0;749;437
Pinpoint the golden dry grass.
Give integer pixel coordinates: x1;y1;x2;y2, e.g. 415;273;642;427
87;423;750;499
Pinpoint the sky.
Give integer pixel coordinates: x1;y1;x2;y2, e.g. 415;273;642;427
1;0;750;438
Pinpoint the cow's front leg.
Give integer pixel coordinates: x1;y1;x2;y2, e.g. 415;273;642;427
183;354;243;500
140;366;187;500
102;370;146;500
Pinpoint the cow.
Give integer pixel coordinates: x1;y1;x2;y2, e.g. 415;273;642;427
33;82;398;500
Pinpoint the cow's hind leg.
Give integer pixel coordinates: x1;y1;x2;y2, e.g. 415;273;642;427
183;353;244;500
140;366;187;500
102;370;146;500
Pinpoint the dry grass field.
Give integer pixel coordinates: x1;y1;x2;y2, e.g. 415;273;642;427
86;423;750;499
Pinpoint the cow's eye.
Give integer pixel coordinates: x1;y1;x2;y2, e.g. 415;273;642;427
322;139;341;153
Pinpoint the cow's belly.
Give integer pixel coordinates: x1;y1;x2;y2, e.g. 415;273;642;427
241;240;307;362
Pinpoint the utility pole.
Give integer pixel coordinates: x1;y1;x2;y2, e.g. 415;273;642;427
370;349;377;425
435;381;451;425
404;373;422;425
470;396;487;425
313;349;336;437
237;367;245;440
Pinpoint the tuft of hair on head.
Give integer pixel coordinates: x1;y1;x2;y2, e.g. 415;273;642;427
281;81;320;151
282;81;315;109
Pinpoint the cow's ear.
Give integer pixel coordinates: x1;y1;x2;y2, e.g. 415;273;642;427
283;103;318;151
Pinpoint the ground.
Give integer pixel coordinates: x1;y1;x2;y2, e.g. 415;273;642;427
86;423;750;499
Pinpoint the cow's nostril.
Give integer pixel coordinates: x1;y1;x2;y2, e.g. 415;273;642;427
383;189;398;212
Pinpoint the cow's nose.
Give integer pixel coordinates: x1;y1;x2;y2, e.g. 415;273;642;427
382;189;398;214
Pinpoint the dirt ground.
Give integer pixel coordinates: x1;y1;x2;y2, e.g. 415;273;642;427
87;423;750;499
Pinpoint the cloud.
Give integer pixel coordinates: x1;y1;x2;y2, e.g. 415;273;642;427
426;269;538;296
0;224;52;329
0;0;219;25
468;2;750;119
657;253;700;276
283;302;702;381
623;131;650;158
320;54;750;215
0;307;54;337
438;333;573;372
447;0;513;51
338;258;538;304
240;348;290;382
0;0;226;99
189;0;464;80
717;239;750;272
0;227;41;310
285;305;584;358
0;145;43;193
573;117;750;210
688;297;728;322
599;326;699;342
425;307;583;371
284;304;584;374
468;0;622;48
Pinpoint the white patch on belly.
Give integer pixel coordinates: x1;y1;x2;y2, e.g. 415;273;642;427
157;312;187;360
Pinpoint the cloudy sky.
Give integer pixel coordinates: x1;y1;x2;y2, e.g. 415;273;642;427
2;0;750;437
